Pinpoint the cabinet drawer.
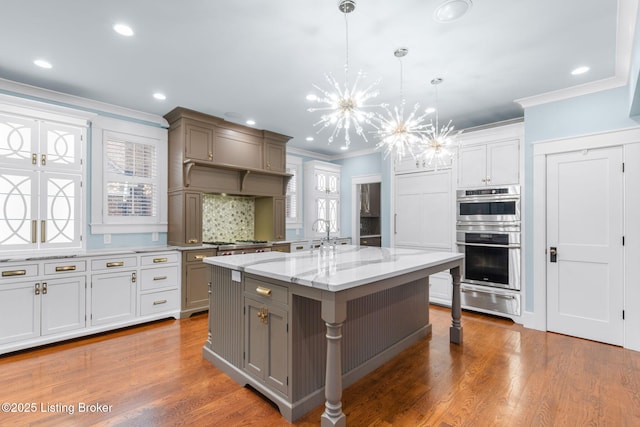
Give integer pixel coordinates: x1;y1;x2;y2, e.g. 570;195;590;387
140;252;179;266
44;260;86;275
289;242;311;252
91;256;137;271
245;277;288;305
0;264;38;280
140;266;179;291
185;249;216;263
140;289;179;316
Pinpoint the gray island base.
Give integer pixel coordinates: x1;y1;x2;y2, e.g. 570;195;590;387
203;245;464;426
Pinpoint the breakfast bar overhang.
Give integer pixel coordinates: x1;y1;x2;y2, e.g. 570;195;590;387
203;245;464;426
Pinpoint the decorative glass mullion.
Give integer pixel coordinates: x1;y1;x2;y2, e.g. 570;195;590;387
39;173;81;249
0;113;38;169
39;122;83;171
0;169;38;249
329;198;339;233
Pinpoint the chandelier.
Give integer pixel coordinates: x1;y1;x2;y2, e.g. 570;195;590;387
373;48;432;160
307;0;381;149
415;78;462;168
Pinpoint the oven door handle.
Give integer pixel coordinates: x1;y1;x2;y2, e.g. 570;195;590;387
456;242;520;249
461;287;518;300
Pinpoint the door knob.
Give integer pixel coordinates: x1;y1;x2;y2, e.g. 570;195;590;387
549;247;557;263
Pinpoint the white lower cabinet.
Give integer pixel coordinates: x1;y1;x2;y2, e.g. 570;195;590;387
90;270;137;326
41;276;86;335
0;250;181;355
0;279;40;345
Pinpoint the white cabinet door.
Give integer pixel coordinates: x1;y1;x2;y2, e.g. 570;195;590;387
40;173;82;250
41;276;86;336
457;145;487;187
395;171;453;250
91;271;136;326
486;139;519;186
0;280;40;344
0;169;38;251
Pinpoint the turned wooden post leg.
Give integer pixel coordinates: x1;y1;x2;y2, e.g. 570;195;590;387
321;321;346;427
450;265;463;344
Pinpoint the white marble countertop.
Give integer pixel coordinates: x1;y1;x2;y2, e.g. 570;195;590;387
203;245;463;292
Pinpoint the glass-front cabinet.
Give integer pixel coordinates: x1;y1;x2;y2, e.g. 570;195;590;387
0;112;84;253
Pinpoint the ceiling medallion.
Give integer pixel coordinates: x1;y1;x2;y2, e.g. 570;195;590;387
307;0;381;150
373;48;432;160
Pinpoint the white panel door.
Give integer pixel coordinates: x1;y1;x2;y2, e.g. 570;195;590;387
395;174;426;247
546;146;623;345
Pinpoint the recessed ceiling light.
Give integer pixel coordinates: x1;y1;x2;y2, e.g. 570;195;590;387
340;145;349;151
425;107;436;114
153;93;166;100
433;0;472;23
34;59;52;69
246;119;256;126
571;66;590;75
306;94;318;101
113;23;134;37
306;136;314;142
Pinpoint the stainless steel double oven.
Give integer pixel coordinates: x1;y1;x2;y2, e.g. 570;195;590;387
456;186;521;316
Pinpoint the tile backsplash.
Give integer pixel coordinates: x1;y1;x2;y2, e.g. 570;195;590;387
202;194;254;242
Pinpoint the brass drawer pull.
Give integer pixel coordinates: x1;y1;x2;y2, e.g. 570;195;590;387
153;276;168;281
55;265;76;272
106;261;124;268
153;299;167;305
2;270;27;277
256;286;272;297
153;257;168;263
188;239;198;244
295;246;304;250
193;255;206;260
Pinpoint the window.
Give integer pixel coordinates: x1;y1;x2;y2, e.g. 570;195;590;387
91;117;167;234
285;155;302;229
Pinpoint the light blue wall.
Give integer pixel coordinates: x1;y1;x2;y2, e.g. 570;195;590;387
522;85;639;312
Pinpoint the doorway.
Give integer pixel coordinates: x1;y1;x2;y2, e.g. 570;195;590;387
351;175;382;246
545;146;624;345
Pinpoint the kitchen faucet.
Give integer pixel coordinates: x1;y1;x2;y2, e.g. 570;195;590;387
311;218;333;249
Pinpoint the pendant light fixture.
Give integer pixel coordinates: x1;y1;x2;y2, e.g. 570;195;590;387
416;77;462;168
307;0;381;150
373;48;432;160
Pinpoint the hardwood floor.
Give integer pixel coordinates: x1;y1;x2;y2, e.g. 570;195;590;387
1;306;639;426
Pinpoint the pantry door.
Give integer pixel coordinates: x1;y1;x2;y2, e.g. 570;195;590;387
546;146;623;345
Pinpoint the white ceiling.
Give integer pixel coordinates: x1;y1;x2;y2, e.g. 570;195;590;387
0;1;628;156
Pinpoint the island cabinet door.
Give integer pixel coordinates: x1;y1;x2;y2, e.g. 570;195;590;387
244;298;288;396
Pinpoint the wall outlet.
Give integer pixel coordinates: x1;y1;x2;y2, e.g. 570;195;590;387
152;231;159;242
104;233;111;244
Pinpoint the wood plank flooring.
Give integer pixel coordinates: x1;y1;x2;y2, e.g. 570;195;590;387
1;306;639;426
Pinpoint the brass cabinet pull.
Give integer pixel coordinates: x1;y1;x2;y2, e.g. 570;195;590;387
153;299;167;305
55;265;76;272
208;152;213;160
41;154;47;166
31;220;37;243
42;282;47;295
188;239;198;244
106;261;124;268
41;220;46;243
295;246;304;250
153;276;167;281
257;307;269;324
193;254;206;260
35;283;40;295
131;272;137;283
256;286;272;297
32;153;37;165
2;269;27;277
153;257;168;263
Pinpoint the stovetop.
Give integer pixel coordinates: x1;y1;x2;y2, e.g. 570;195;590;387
203;240;271;249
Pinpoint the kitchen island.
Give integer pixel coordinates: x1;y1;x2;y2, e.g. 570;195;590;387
203;245;463;426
